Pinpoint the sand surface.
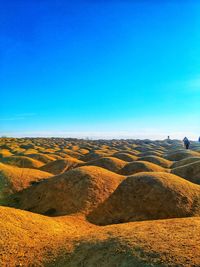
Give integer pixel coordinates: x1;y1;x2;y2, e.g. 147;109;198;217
0;137;200;266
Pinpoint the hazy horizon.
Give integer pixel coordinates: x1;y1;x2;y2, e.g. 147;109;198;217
0;131;199;141
1;1;200;139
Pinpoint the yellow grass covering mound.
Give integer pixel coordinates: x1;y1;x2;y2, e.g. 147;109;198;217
115;149;140;155
0;206;90;267
164;150;200;161
172;156;200;168
58;149;82;159
88;172;200;225
0;144;11;150
80;151;110;162
84;157;126;173
139;151;163;157
2;138;200;266
0;149;13;158
22;148;39;155
25;153;56;163
0;163;52;202
133;146;151;153
64;217;200;267
138;155;172;168
40;157;83;175
112;152;138;162
0;156;44;169
120;161;165;175
171;161;200;185
1;206;200;267
11;166;124;216
45;153;63;160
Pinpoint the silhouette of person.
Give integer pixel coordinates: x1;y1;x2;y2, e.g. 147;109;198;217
183;137;190;149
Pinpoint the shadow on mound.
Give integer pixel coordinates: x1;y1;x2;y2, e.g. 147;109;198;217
112;152;138;162
171;157;200;169
40;158;83;175
0;156;44;169
164;150;200;161
9;166;124;216
0;163;52;204
138;156;172;168
49;238;153;267
87;172;200;225
171;161;200;185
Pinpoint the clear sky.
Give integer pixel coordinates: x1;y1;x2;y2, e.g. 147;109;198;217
1;0;200;139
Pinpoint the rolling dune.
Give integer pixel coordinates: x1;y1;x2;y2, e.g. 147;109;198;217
1;137;200;266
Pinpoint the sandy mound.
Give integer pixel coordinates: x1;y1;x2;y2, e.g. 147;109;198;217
138;155;172;168
133;146;151;153
80;151;112;162
40;157;83;175
1;207;200;267
22;148;39;155
45;154;63;160
0;163;52;203
0;156;44;169
88;172;200;225
79;148;90;154
172;156;200;168
19;143;35;149
0;206;90;267
0;149;13;158
164;150;200;161
56;149;82;159
139;151;163;157
66;217;200;267
84;157;126;173
114;150;140;155
171;161;200;185
10;166;124;216
120;161;165;175
0;144;11;150
25;153;55;163
1;138;200;266
112;152;138;162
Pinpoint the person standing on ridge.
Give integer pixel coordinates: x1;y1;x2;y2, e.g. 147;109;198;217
183;137;190;149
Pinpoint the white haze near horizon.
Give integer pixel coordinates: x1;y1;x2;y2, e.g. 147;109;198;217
1;130;199;141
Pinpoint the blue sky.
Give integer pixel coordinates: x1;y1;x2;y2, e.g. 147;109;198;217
1;0;200;139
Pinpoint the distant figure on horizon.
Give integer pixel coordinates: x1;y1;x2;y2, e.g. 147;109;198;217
198;137;200;143
167;136;170;140
183;137;190;149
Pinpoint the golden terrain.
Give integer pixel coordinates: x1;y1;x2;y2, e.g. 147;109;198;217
0;137;200;266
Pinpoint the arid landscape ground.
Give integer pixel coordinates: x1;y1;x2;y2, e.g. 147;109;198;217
0;137;200;266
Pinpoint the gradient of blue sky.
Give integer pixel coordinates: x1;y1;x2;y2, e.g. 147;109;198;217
1;0;200;139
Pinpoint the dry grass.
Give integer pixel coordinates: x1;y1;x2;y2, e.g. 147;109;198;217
1;138;200;266
0;155;44;168
9;166;124;216
172;156;200;168
138;155;172;168
171;161;200;185
120;160;165;175
164;150;200;161
112;152;138;162
40;157;83;175
88;172;200;225
83;156;126;173
0;206;200;267
0;163;52;203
